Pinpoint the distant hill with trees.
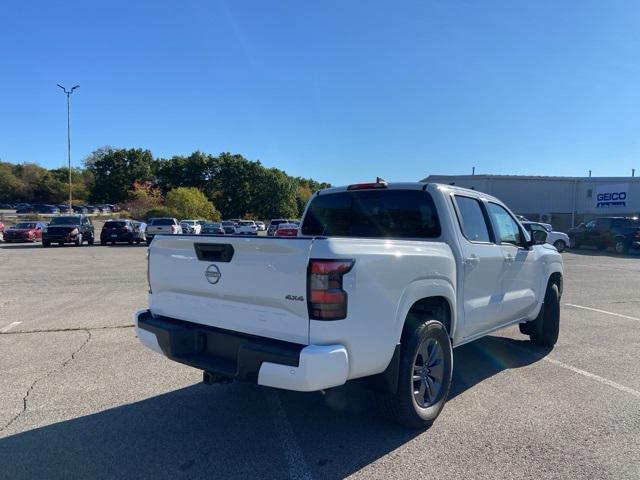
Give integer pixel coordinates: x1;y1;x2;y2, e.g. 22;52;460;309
0;147;330;219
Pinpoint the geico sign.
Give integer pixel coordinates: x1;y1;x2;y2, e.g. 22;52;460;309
597;192;627;202
596;191;627;208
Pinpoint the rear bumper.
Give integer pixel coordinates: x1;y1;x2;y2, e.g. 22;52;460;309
101;232;133;242
134;310;348;392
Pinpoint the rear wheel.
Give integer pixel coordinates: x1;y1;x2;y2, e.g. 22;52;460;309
553;240;566;252
614;238;628;254
43;241;51;248
378;320;452;428
569;236;580;249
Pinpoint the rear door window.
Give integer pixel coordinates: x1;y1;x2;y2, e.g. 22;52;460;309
454;195;491;242
151;219;175;226
301;189;440;238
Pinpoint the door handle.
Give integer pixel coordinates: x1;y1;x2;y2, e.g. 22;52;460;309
464;255;480;266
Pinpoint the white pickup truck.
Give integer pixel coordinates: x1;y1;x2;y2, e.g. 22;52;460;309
136;181;563;428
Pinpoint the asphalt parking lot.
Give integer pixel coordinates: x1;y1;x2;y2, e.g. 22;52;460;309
1;243;639;479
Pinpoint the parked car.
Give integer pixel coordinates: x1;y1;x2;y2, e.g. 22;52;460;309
137;180;562;429
34;204;60;214
85;205;102;214
522;222;570;252
267;219;290;236
101;219;146;245
16;204;35;214
201;222;225;235
221;221;236;234
274;222;299;237
255;221;266;231
568;217;640;254
146;218;182;245
42;215;95;247
95;204;114;213
180;220;203;235
3;221;46;243
56;204;74;214
72;205;89;214
236;220;258;235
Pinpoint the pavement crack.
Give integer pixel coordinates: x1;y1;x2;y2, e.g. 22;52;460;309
0;324;134;335
0;329;92;433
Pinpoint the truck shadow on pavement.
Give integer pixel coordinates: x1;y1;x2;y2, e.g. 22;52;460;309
0;335;550;480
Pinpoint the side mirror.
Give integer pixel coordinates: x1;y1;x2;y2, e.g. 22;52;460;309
531;230;547;245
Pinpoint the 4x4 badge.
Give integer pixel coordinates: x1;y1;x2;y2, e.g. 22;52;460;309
285;295;304;302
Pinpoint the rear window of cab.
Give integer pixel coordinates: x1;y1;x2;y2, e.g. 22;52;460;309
301;189;441;238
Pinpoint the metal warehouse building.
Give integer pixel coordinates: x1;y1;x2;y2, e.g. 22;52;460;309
422;174;640;232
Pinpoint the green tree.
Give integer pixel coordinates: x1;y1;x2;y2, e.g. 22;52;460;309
0;162;25;202
122;181;163;219
165;187;220;220
85;147;154;203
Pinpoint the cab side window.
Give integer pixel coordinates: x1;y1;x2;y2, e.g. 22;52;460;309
454;195;491;242
487;203;523;246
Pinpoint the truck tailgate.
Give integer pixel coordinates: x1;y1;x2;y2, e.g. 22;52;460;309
148;235;314;344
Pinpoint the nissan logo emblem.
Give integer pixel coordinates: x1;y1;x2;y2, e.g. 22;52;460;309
205;264;222;284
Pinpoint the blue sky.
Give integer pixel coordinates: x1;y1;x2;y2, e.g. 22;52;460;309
2;1;640;185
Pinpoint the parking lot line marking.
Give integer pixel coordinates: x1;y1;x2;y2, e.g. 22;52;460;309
0;321;21;333
564;303;640;322
543;356;640;399
264;389;314;480
501;340;640;400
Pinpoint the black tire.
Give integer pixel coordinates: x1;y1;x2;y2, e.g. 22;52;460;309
43;241;51;248
136;238;141;244
58;242;65;246
614;238;628;255
88;235;94;246
378;320;453;429
553;240;566;252
569;236;579;249
75;233;83;246
128;238;133;245
529;283;560;347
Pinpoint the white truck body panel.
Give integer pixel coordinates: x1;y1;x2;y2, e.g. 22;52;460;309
149;235;314;344
139;182;563;393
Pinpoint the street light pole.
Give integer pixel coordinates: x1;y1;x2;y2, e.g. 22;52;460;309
57;84;80;211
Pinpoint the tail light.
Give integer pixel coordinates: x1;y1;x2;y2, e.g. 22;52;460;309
307;259;354;320
347;177;387;190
